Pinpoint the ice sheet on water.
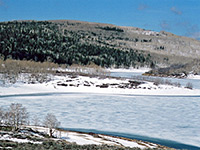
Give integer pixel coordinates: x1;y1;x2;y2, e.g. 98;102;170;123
0;93;200;147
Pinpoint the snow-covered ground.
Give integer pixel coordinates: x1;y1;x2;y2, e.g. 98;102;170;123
0;73;200;96
0;132;42;144
26;126;160;149
107;67;151;73
187;74;200;80
0;74;200;96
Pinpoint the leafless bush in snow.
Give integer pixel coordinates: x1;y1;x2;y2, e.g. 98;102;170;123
43;113;60;137
132;75;181;87
185;82;193;89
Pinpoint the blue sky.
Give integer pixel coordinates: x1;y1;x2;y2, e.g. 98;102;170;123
0;0;200;39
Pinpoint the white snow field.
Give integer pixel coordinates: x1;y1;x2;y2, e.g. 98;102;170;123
0;74;200;96
187;74;200;80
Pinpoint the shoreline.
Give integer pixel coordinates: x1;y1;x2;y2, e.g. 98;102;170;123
25;125;171;149
108;68;200;80
62;128;200;150
1;91;200;98
1;82;200;97
107;67;151;73
1;72;200;149
1;73;200;97
187;74;200;80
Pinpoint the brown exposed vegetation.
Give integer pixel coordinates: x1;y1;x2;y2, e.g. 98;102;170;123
0;59;59;83
50;20;200;61
144;59;200;78
0;59;59;74
0;59;110;84
132;75;181;87
68;63;110;76
0;103;28;131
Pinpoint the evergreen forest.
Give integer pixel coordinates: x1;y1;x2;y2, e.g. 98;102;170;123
0;21;154;68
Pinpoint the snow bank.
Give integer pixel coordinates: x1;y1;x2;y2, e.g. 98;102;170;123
28;126;158;149
99;135;154;149
187;74;200;80
0;74;200;96
0;134;42;144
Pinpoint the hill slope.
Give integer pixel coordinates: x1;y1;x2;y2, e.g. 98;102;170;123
0;20;200;74
0;20;154;68
50;20;200;59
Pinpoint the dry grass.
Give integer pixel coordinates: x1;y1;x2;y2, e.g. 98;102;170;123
0;59;110;84
0;59;58;74
0;59;59;83
51;20;200;60
68;63;110;76
0;59;59;74
132;75;181;87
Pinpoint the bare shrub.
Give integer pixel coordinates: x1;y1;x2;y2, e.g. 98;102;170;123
8;103;29;130
32;115;40;126
185;82;193;89
0;59;59;84
164;79;172;85
3;111;11;126
132;75;181;87
43;113;60;137
0;103;29;130
154;78;164;85
174;82;181;87
0;107;4;125
68;63;110;76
